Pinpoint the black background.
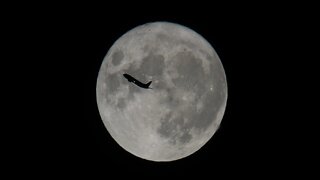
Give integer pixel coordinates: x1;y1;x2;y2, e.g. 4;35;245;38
5;2;313;178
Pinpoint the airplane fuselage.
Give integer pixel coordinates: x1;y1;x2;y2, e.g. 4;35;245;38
123;73;152;89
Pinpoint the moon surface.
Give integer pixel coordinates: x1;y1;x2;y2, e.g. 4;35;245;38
96;22;227;161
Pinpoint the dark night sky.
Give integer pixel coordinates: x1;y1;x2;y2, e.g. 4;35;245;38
5;3;312;178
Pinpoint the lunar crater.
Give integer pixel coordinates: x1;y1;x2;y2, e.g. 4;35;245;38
111;50;124;66
140;53;165;76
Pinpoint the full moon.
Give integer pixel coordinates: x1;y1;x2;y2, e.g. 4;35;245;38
96;22;227;161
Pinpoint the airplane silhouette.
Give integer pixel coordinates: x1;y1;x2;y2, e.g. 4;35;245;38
123;73;152;89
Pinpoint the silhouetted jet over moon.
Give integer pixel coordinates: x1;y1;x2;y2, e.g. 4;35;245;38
96;22;227;162
123;73;152;89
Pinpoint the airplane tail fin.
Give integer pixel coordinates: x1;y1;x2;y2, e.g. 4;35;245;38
146;81;152;88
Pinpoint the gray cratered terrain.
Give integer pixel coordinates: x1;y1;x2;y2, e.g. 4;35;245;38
96;22;227;161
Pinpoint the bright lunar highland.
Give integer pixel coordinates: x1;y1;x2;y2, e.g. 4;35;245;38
96;22;227;161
